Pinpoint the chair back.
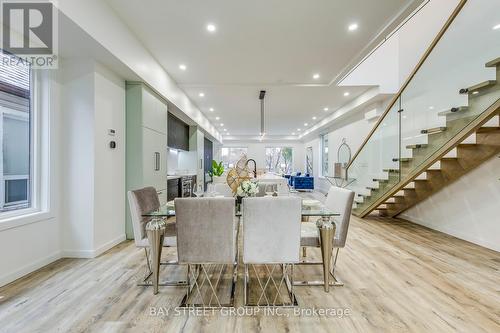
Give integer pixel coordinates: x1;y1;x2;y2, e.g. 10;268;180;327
242;197;301;264
127;187;160;246
175;198;237;264
324;186;355;248
213;183;234;197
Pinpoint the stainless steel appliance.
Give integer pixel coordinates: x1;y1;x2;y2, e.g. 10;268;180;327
181;176;193;197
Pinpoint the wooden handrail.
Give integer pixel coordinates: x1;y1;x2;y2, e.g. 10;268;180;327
346;0;468;169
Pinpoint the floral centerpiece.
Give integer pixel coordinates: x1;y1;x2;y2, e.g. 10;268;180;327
236;180;259;198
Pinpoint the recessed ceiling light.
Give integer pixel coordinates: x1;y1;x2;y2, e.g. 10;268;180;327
215;116;220;120
179;64;187;71
313;73;320;80
297;128;301;131
348;23;358;31
223;128;227;131
207;24;216;32
429;106;435;110
304;123;308;126
199;92;205;97
312;116;317;120
292;132;295;135
493;23;500;30
209;107;214;112
227;133;230;135
323;107;329;111
343;92;350;97
220;123;224;126
472;91;479;95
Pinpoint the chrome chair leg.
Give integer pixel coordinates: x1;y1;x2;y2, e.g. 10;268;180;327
137;248;188;287
294;248;344;288
245;263;298;307
180;263;236;308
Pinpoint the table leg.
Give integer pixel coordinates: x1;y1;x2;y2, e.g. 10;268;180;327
318;218;335;292
146;229;164;294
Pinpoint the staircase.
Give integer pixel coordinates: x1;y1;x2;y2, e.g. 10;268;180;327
347;0;500;218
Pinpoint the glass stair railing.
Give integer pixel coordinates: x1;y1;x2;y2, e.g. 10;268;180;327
347;0;500;217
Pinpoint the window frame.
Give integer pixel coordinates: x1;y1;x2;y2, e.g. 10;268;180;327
320;134;329;177
264;146;294;175
0;68;51;227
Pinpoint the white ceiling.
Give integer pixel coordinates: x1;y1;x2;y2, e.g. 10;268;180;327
105;0;419;139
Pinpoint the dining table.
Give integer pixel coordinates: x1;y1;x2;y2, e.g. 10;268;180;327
142;197;340;293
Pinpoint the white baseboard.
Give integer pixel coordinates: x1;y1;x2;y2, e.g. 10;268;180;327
62;234;126;258
400;213;500;252
0;251;62;287
93;234;126;257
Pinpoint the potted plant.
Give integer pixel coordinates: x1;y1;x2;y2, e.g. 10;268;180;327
208;160;225;183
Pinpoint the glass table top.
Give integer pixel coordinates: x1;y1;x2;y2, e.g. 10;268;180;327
142;201;339;218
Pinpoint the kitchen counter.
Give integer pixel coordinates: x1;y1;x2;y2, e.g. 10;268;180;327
167;174;196;180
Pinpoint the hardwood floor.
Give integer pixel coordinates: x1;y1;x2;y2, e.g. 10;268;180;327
1;214;499;332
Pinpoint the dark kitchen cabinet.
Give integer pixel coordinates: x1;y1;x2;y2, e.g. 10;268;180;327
167;178;180;201
167;112;189;151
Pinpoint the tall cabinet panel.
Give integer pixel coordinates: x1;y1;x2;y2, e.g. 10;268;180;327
126;82;168;239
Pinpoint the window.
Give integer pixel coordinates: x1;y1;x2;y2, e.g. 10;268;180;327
221;147;248;168
265;147;293;174
306;146;313;175
321;134;329;176
1;51;32;213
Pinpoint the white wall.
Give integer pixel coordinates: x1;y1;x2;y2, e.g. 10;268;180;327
400;155;500;252
340;0;459;92
60;59;95;253
221;142;305;173
93;62;126;253
60;58;125;258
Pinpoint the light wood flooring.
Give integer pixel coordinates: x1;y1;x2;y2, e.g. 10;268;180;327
1;214;499;332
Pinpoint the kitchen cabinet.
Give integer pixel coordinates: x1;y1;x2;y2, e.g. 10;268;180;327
126;82;168;239
167;178;180;201
167;112;189;151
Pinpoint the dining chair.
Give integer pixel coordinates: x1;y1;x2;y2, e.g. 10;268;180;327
242;196;301;306
175;197;238;308
127;187;186;286
295;186;354;288
213;183;234;197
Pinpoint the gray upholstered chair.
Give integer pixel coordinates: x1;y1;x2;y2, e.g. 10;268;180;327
213;183;234;197
242;196;301;306
175;197;238;308
128;187;182;286
297;186;354;287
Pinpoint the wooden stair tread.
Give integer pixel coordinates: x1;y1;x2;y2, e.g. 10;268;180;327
476;126;500;133
468;80;496;92
437;106;468;116
392;158;411;162
406;144;428;149
485;57;500;68
421;127;446;134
